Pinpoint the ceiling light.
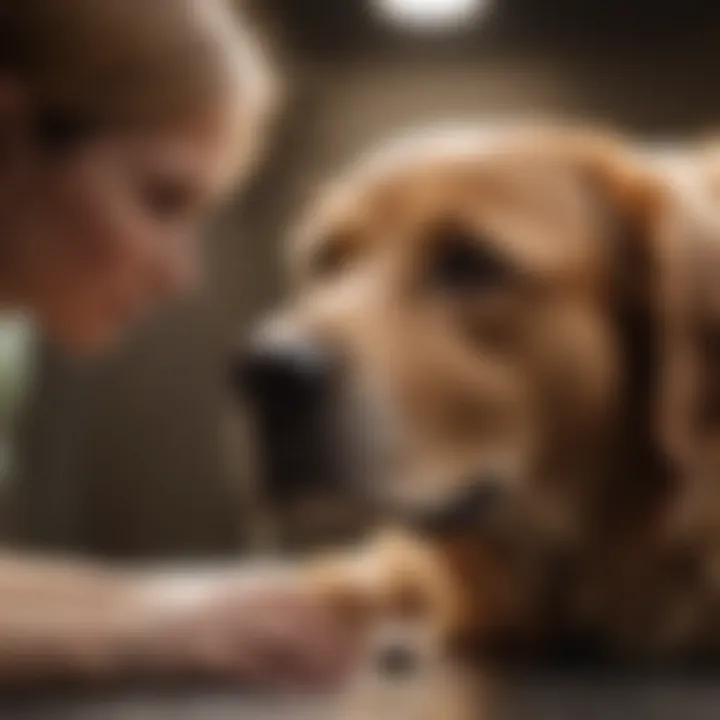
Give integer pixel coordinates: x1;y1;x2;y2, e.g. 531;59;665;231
371;0;489;31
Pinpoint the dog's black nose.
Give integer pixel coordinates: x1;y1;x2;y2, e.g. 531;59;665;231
231;333;339;504
233;337;334;413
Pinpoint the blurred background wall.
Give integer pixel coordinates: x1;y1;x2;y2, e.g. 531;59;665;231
11;0;720;559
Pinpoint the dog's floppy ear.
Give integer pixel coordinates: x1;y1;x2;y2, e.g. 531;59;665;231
577;138;700;512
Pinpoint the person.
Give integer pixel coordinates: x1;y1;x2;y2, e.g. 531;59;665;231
0;0;355;687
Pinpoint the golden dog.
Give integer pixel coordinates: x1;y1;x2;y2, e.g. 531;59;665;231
236;124;720;715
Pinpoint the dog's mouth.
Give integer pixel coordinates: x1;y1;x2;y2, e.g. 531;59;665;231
398;479;510;538
249;403;512;544
232;329;513;544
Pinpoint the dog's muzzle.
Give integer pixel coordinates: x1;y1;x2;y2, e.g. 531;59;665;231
232;329;342;505
232;324;360;511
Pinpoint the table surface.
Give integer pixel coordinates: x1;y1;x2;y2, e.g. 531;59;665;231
4;672;720;720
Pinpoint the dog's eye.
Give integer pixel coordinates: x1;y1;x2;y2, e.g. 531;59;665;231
429;225;512;293
308;234;354;280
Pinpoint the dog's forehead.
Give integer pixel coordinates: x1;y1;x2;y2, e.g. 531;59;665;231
355;125;503;178
294;126;607;277
306;126;601;227
301;128;500;228
336;125;531;202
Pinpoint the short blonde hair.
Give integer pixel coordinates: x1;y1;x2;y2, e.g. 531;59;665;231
0;0;275;168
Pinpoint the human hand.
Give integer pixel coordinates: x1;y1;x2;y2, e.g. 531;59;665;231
129;568;362;688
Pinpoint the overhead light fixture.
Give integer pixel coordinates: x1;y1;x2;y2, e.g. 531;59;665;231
371;0;489;31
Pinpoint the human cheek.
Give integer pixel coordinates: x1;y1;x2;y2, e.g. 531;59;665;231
80;170;171;296
37;158;139;288
153;229;202;297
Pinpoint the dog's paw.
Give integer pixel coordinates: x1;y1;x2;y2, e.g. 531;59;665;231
302;530;463;633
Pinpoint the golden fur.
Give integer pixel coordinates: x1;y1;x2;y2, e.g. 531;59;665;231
257;125;720;715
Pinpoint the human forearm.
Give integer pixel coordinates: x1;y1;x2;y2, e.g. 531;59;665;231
0;553;142;682
0;553;357;686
